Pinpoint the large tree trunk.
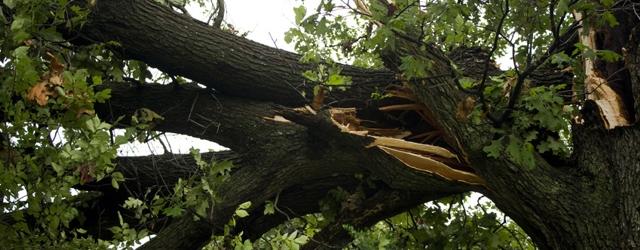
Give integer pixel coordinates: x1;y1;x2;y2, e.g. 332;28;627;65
380;5;640;249
60;0;640;249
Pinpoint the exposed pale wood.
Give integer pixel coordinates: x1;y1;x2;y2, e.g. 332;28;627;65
366;128;412;138
326;106;483;186
367;136;457;159
574;11;631;129
329;108;412;138
378;146;485;186
586;76;631;128
378;103;424;111
263;115;292;123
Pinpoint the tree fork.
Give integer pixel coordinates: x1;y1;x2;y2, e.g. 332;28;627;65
95;83;475;248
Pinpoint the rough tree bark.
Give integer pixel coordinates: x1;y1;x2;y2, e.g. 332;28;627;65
56;0;640;249
94;83;472;249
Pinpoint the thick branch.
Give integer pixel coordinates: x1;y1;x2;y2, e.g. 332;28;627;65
99;83;474;192
95;83;475;248
80;0;392;107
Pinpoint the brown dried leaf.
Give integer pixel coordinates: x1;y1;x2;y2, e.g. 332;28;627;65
78;164;95;184
46;52;65;75
27;53;66;106
49;74;63;86
456;96;476;121
27;81;52;106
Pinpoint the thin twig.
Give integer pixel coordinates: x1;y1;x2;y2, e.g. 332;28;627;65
477;0;510;123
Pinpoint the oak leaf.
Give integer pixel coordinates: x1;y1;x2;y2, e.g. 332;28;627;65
26;53;65;106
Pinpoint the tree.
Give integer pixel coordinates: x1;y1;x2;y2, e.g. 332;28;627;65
0;0;639;249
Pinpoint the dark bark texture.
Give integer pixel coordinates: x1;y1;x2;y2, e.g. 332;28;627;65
44;0;640;249
81;0;393;107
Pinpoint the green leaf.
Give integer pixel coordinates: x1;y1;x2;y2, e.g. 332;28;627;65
326;73;351;86
294;235;309;245
85;117;97;133
399;56;430;79
505;135;536;170
163;206;185;217
557;0;570;13
124;198;144;209
3;0;16;8
483;137;504;158
551;52;572;66
195;202;209;218
294;6;307;24
459;77;475;89
323;1;335;12
454;15;464;29
10;15;29;32
112;171;124;181
264;201;275;215
117;211;124;225
598;50;621;62
39;27;63;42
95;88;111;103
235;209;249;218
601;0;614;8
111;178;120;189
238;201;252;210
212;160;234;174
302;70;319;82
51;162;65;176
601;11;618;27
92;75;103;85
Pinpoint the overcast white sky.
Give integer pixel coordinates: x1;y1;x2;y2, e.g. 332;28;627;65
188;0;321;51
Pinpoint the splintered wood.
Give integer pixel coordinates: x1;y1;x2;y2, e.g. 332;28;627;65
329;107;411;138
574;11;631;129
585;76;630;128
329;108;485;186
